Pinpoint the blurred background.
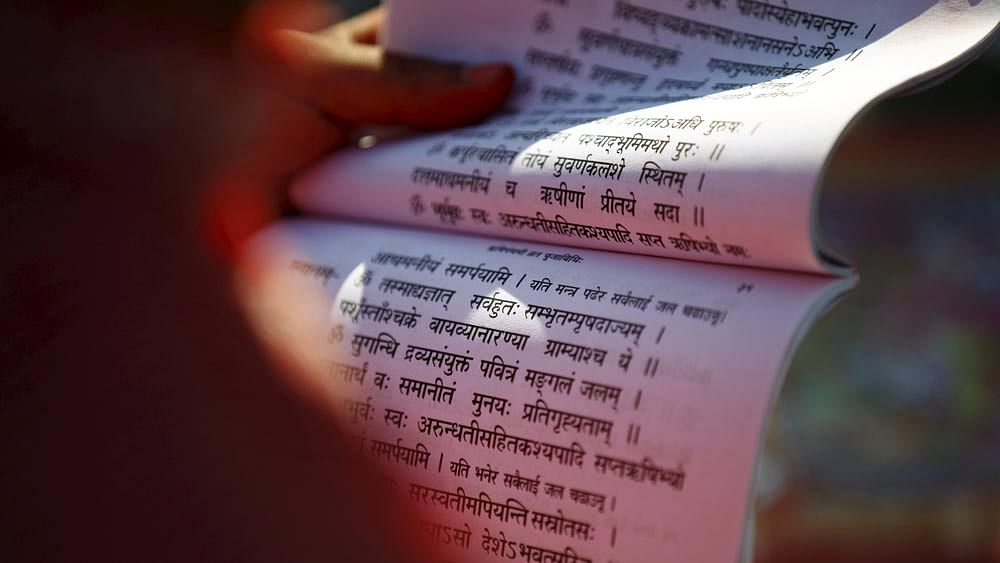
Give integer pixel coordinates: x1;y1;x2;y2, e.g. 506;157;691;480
757;41;1000;563
341;1;1000;559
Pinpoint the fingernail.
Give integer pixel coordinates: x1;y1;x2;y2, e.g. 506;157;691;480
464;63;509;85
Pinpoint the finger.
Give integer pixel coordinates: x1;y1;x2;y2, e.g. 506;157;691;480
242;0;341;39
261;30;514;129
317;6;383;45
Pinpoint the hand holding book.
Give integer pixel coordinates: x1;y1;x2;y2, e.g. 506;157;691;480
210;6;513;254
248;6;514;130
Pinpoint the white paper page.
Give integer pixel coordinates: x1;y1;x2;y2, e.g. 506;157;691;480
292;0;1000;273
242;220;851;563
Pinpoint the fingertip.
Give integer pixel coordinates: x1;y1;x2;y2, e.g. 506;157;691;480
405;62;514;129
463;62;514;87
459;62;516;123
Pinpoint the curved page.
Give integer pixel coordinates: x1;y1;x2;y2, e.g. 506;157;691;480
292;0;1000;273
242;220;851;563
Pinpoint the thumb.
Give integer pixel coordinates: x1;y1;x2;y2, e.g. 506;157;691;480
260;29;514;129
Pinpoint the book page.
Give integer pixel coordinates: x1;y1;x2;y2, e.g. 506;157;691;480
291;0;1000;273
241;220;851;563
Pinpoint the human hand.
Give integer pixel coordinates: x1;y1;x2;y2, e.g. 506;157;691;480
206;5;514;256
251;5;514;130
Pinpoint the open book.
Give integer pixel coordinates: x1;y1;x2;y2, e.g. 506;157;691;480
242;2;1000;562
